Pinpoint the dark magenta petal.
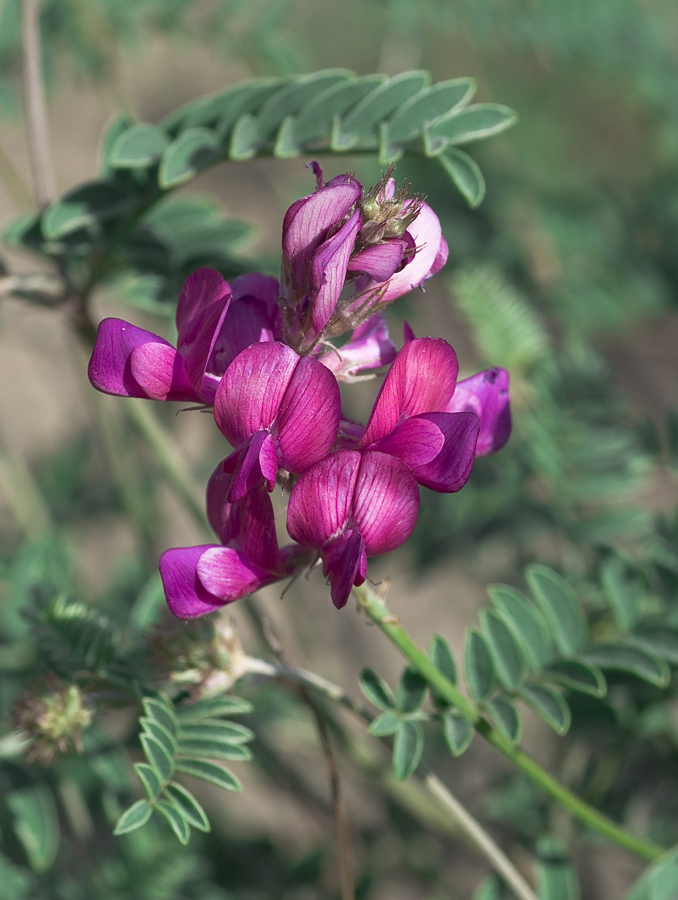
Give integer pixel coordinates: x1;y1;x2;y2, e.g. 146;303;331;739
275;356;341;473
287;450;361;547
160;545;229;619
380;202;445;303
409;412;479;492
308;209;362;340
176;268;232;346
347;240;406;281
88;318;199;401
446;368;512;456
358;338;459;447
321;529;367;609
196;546;278;601
370;416;444;468
282;180;362;292
352;451;420;554
228;430;278;502
231;273;280;306
213;342;299;446
206;462;281;570
318;313;396;378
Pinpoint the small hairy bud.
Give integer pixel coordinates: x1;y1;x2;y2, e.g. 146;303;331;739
358;166;425;247
12;679;92;764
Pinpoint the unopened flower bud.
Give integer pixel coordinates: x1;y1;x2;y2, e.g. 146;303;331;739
12;679;92;764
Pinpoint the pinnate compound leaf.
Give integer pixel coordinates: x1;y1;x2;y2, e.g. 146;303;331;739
41;182;133;240
175;758;242;792
583;642;670;687
7;786;59;872
526;565;587;657
335;70;431;147
256;70;352;137
134;762;163;799
140;717;177;757
536;836;580;900
113;799;153;836
177;738;252;761
108;123;170;168
360;668;397;710
633;624;678;665
178;721;254;744
437;149;486;208
165;782;210;832
442;712;473;757
545;660;606;698
486;695;522;744
488;585;552;669
392;721;424;780
601;555;640;631
155;799;190;845
140;733;174;782
428;103;517;145
159;127;221;188
176;695;253;720
482;611;526;689
386;78;477;142
294;74;386;144
464;629;496;701
520;684;571;735
368;710;402;737
142;696;178;736
397;665;428;713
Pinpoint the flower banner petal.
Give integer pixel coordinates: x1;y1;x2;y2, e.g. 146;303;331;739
351;451;420;554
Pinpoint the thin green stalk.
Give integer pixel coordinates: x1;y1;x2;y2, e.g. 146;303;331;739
352;581;665;862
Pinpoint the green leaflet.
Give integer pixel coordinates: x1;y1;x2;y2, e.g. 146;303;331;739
482;610;526;689
486;695;522;744
336;70;431;147
396;665;428;713
360;668;397;710
165;782;210;833
437;149;486;208
488;584;552;670
113;799;153;836
41;181;133;240
442;712;473;756
256;69;352;138
464;629;496;701
536;836;580;900
140;734;174;783
386;78;477;142
545;660;606;697
584;641;670;687
428;103;517;145
159;127;221;188
519;684;571;736
155;799;190;846
601;554;640;631
108;124;170;168
526;565;588;657
392;720;424;780
174;759;242;792
294;74;386;144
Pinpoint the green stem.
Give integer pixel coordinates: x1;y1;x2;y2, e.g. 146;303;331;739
353;582;665;862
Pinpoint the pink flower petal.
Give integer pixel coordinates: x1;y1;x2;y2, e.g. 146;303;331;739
308;209;362;341
358;338;459;447
378;202;444;303
159;545;229;619
196;546;277;601
352;451;420;554
322;529;367;609
446;368;512;457
275;356;341;473
347;240;407;281
228;430;279;501
176;268;232;346
206;463;281;570
409;412;479;492
88;318;199;401
369;415;445;468
213;342;299;447
282;181;362;292
287;450;360;547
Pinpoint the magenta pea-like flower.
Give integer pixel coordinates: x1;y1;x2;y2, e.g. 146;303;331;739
160;466;309;619
287;450;420;609
88;268;281;404
213;341;341;501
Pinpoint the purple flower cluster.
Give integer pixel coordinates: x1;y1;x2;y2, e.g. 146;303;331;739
88;167;511;614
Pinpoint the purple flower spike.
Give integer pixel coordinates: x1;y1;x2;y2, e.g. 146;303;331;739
287;450;420;608
446;367;512;456
213;341;341;500
88;319;200;402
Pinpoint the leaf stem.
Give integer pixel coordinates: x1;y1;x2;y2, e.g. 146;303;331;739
352;581;665;862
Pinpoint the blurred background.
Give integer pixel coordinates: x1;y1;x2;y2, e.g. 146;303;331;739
1;1;678;898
